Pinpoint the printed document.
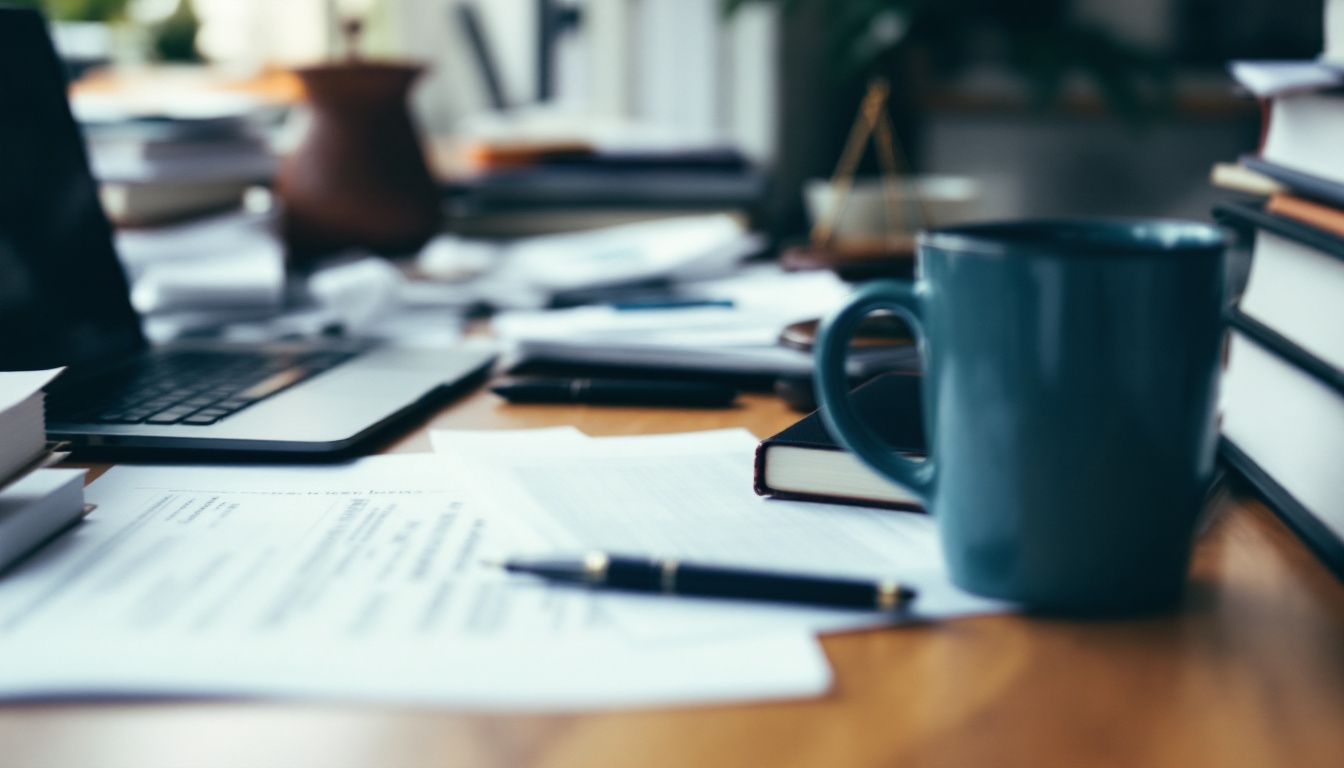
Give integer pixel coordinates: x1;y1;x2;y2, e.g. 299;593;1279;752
430;429;1010;636
0;455;829;709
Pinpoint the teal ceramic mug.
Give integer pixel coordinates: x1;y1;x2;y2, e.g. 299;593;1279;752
814;220;1228;612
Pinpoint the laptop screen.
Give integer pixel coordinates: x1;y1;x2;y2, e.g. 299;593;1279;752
0;8;146;371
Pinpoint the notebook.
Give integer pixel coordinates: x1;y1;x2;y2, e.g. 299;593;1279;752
753;374;924;511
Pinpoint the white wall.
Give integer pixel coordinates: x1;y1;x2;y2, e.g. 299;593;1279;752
194;0;328;67
391;0;778;157
191;0;779;158
386;0;535;136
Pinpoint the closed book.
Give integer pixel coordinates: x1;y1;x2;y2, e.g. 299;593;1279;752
0;468;87;574
88;145;276;185
0;369;64;488
1256;91;1344;187
1220;324;1344;579
443;168;767;212
99;179;249;227
445;208;742;239
1266;192;1344;239
1241;156;1344;210
754;373;924;510
1213;201;1344;372
1209;161;1285;197
0;392;44;489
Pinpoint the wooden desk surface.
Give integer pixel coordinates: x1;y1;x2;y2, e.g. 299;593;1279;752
3;387;1343;768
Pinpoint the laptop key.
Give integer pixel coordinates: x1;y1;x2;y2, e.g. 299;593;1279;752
50;349;362;429
237;368;309;400
145;407;198;425
181;414;222;425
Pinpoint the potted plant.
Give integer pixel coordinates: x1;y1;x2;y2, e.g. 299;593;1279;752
17;0;202;71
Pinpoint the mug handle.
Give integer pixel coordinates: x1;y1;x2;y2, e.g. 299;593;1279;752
813;279;936;500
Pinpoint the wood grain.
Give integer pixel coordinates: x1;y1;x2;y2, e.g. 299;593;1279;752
4;385;1343;768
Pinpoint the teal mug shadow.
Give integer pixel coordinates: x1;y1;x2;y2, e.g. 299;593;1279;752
814;220;1228;613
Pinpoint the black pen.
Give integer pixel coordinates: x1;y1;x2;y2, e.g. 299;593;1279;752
498;552;917;612
490;377;738;407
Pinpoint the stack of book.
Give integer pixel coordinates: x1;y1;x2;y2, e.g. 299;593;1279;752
1212;57;1344;578
73;91;281;227
0;369;89;573
439;140;767;237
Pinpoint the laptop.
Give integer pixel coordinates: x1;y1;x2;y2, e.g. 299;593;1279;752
0;7;494;456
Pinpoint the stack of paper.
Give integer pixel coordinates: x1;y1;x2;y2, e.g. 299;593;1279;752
1230;61;1344;98
74;90;281;226
0;454;828;709
114;211;286;342
117;218;472;346
0;470;86;574
0;370;56;484
493;268;921;379
0;428;1007;709
0;369;88;574
417;214;763;310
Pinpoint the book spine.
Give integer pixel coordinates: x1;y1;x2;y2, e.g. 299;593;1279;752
751;441;773;498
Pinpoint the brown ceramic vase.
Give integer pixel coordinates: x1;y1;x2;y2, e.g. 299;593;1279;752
276;62;440;263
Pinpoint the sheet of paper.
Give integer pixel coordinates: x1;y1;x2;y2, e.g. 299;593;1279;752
433;429;1010;637
1228;60;1344;97
113;212;285;319
0;455;829;709
430;426;588;454
492;269;853;350
491;268;919;377
130;255;284;314
0;368;64;413
490;214;755;293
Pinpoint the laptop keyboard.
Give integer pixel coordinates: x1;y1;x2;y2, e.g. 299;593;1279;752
53;350;357;427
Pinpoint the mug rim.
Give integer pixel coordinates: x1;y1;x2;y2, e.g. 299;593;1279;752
918;218;1228;259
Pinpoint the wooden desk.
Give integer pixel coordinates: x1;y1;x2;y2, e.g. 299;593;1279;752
3;387;1343;768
